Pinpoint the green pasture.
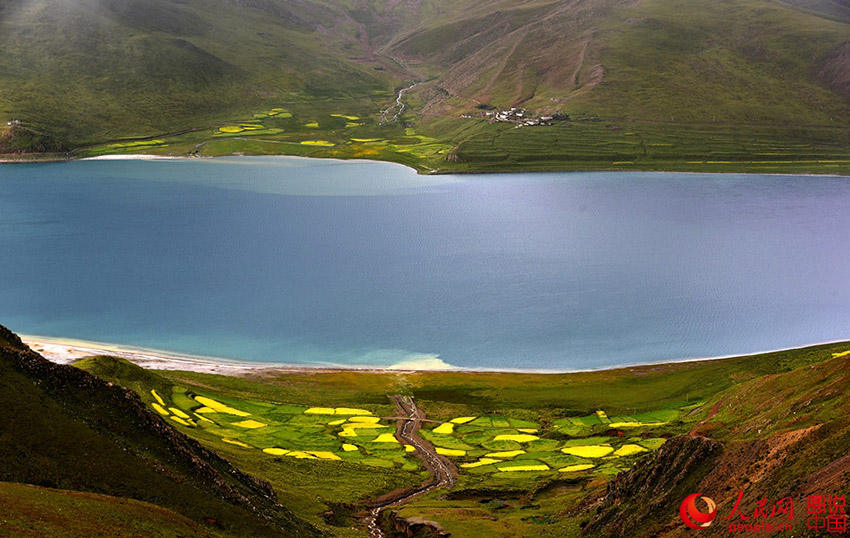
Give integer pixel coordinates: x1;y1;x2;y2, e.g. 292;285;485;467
76;340;850;535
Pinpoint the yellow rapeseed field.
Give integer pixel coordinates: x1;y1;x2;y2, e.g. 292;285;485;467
232;419;267;429
461;458;502;468
334;408;371;415
432;423;454;434
559;464;594;473
222;438;251;448
309;452;341;460
169;408;190;419
287;451;317;459
561;445;614;458
613;444;647;457
496;464;549;472
348;416;380;423
485;450;525;458
493;434;539;442
608;421;666;428
193;396;250;416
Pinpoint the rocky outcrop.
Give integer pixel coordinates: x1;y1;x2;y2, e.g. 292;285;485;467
0;125;65;154
582;436;723;537
379;510;451;538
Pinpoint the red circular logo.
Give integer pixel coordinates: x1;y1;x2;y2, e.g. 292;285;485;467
680;493;717;529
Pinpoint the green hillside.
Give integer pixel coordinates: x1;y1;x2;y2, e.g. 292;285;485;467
390;0;850;124
0;325;318;537
0;482;221;537
73;335;850;537
1;321;848;535
1;0;848;172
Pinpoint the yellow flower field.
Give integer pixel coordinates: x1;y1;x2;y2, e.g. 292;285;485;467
435;447;465;456
497;464;549;472
559;464;595;473
493;434;539;442
150;390;165;406
232;419;267;429
432;423;454;434
485;450;525;459
613;444;647;457
193;396;250;416
561;445;614;458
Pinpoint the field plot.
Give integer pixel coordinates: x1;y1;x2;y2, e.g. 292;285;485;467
419;407;682;480
143;381;685;482
78;103;454;170
73;342;850;536
144;388;421;471
441;120;850;174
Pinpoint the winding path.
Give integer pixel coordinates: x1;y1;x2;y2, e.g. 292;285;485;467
364;396;456;537
379;81;422;124
379;57;426;125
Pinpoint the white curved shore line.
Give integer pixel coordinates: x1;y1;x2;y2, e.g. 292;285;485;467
20;334;850;376
80;154;188;161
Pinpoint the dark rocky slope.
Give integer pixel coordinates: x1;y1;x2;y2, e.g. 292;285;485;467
0;324;320;537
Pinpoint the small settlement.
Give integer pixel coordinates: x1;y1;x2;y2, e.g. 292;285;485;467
463;107;568;128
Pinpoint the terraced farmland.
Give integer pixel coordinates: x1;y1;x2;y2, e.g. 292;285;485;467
442;120;850;174
145;382;688;483
146;387;419;470
80;105;453;169
419;407;684;479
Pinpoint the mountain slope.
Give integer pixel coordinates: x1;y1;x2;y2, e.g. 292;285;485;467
0;482;221;538
583;352;850;536
0;324;319;537
1;0;849;156
386;0;850;126
0;0;396;145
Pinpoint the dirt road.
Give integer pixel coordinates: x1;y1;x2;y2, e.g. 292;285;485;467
364;395;456;537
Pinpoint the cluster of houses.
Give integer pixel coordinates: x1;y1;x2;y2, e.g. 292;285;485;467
461;107;567;128
5;119;21;126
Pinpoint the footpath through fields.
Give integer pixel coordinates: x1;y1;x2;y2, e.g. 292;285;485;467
364;395;456;537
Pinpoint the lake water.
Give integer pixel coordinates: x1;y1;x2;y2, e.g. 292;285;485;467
1;157;848;370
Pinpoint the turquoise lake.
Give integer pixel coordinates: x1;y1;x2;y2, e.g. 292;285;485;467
1;157;848;370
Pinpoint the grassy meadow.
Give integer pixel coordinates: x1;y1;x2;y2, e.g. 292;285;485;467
1;0;847;175
0;482;221;538
72;101;850;175
76;340;850;536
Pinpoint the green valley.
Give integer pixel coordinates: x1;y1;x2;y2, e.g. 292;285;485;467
1;0;848;173
2;323;847;536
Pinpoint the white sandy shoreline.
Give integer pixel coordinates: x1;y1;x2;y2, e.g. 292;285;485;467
20;334;850;377
79;154;188;161
14;153;846;178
